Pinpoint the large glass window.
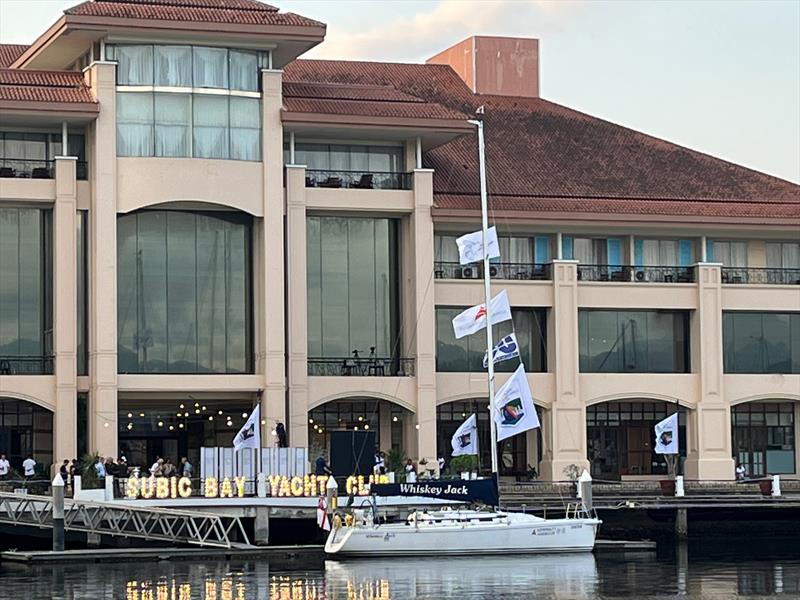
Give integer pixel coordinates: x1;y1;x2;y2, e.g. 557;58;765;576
111;44;263;91
708;240;748;266
293;143;404;173
117;211;252;374
723;312;800;374
733;402;796;475
0;397;53;473
766;242;800;269
306;217;399;360
77;211;88;376
579;310;690;373
435;308;547;372
0;208;52;375
0;131;86;178
635;239;694;267
117;92;260;160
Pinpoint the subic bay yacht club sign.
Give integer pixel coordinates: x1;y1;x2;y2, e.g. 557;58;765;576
125;473;390;500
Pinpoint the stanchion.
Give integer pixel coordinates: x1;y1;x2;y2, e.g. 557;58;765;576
52;473;65;551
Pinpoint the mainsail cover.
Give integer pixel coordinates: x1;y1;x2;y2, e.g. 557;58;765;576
371;477;498;506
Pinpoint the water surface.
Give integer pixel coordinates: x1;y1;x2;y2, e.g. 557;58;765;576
1;539;798;599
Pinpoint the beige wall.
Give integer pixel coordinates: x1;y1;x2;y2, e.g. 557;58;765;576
2;62;799;480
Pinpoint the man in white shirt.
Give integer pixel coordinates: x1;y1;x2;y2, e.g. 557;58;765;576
95;457;106;478
22;455;36;479
0;453;10;480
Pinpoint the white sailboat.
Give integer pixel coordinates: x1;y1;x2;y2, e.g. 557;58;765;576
325;115;601;557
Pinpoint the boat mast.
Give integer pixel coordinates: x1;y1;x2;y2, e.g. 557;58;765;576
469;114;499;476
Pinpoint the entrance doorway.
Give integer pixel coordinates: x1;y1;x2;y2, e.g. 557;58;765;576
732;402;796;476
587;400;686;479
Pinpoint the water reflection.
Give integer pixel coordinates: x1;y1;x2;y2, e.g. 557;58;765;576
1;540;799;600
325;555;598;600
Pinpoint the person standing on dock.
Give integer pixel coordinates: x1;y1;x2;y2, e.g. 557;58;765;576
22;455;36;480
0;453;9;481
180;457;193;479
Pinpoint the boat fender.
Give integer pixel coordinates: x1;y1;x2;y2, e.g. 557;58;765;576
345;514;354;527
333;514;342;529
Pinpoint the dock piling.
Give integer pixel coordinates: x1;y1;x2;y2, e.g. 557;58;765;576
52;474;65;551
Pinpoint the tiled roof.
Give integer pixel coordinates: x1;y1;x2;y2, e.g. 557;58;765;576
0;44;28;68
0;69;96;104
283;80;468;121
285;59;800;219
65;0;323;28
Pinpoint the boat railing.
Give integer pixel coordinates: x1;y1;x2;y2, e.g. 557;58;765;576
565;502;597;520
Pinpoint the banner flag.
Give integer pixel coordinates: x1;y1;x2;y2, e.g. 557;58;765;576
233;405;261;451
493;364;540;442
456;226;500;265
452;289;512;340
654;413;679;454
451;414;479;457
483;333;520;368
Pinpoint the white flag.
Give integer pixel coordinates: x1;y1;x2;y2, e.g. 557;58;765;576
456;226;500;265
483;333;520;369
317;496;330;531
233;404;261;451
493;364;540;442
452;289;512;339
451;414;479;457
654;413;679;454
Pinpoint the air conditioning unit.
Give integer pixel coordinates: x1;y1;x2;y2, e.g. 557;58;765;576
635;270;645;281
460;267;475;279
489;266;498;277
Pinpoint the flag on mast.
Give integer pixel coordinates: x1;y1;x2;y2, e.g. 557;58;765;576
654;413;679;454
493;364;540;442
456;226;500;265
451;414;479;456
451;289;512;339
233;404;261;451
483;332;520;368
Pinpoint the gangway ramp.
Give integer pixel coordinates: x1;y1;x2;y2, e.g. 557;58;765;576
0;491;251;548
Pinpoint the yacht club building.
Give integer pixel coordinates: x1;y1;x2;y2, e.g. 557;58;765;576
0;0;798;482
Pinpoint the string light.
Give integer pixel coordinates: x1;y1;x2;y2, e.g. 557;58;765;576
358;416;363;422
184;412;189;417
127;413;132;418
194;403;199;408
195;409;200;414
354;426;359;431
103;423;109;428
176;412;181;417
415;423;420;430
157;421;163;427
169;425;174;431
127;423;133;430
202;406;206;411
208;416;214;421
218;410;223;415
392;416;398;422
178;423;184;429
308;418;314;424
363;424;369;430
241;412;248;418
261;419;266;425
180;404;185;409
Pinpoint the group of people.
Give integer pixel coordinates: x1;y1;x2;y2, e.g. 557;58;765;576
148;457;193;479
0;453;37;480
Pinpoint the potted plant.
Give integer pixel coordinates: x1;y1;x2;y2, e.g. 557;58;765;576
659;455;678;496
758;477;773;496
385;447;406;483
562;464;581;496
450;455;478;479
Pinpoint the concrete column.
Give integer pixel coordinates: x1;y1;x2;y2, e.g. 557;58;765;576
254;506;270;545
285;165;308;447
675;508;688;539
86;62;118;457
379;405;392;452
53;158;78;465
411;169;437;462
539;260;589;480
259;69;287;442
684;263;735;480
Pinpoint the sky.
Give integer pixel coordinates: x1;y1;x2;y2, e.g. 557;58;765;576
1;0;798;184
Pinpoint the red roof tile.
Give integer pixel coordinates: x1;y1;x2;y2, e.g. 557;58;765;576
0;69;96;104
283;79;468;121
285;59;800;219
66;0;323;28
0;44;28;68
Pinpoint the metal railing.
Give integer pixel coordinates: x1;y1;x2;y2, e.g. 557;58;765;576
631;265;696;283
721;267;800;285
0;355;54;375
0;491;250;548
434;261;552;281
305;169;412;190
0;159;88;180
308;356;415;377
576;264;633;282
0;159;55;179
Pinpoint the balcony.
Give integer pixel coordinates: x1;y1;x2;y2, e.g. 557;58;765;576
308;356;415;377
0;159;88;180
721;267;800;285
0;355;54;375
434;261;552;281
305;169;412;190
577;265;695;283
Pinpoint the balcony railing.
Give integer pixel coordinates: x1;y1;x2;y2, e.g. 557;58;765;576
721;267;800;285
434;261;552;281
308;357;415;377
0;159;55;179
0;159;88;180
577;265;695;283
0;355;54;375
305;170;412;190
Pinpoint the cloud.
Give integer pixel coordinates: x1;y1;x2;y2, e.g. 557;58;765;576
305;0;582;62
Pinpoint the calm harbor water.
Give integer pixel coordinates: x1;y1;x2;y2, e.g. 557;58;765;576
1;539;798;600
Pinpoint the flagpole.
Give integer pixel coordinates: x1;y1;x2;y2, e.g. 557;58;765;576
469;114;499;476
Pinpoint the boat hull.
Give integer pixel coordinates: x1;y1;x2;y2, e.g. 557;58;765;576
325;516;600;557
